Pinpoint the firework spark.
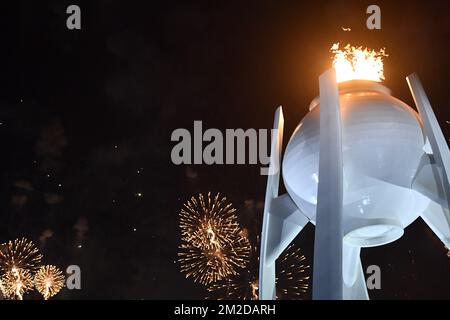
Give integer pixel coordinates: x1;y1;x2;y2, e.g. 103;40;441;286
0;238;43;273
207;244;310;300
34;265;65;300
178;192;251;285
275;245;310;299
1;267;34;300
0;278;6;298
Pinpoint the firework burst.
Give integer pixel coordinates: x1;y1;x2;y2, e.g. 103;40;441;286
1;267;34;300
34;265;65;300
0;278;6;298
178;192;251;285
0;238;43;273
207;243;310;300
275;245;310;299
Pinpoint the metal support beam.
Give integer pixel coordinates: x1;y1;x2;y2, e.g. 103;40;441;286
312;68;344;300
259;106;284;300
407;73;450;227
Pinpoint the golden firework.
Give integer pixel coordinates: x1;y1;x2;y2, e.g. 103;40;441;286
275;244;310;299
34;265;65;300
178;192;251;285
207;244;310;300
0;238;43;273
0;278;6;298
1;267;34;300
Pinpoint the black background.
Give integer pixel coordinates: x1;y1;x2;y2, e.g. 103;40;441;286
1;0;450;299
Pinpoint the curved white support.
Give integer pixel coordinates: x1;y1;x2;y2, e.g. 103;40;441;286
312;68;344;300
407;75;450;211
343;244;360;287
407;73;450;247
259;107;310;300
343;243;369;300
259;106;284;300
265;194;309;265
420;201;450;248
413;154;448;210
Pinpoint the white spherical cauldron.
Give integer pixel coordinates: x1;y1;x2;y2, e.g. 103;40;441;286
282;80;429;247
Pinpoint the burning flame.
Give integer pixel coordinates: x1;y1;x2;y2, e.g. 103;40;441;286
331;43;388;83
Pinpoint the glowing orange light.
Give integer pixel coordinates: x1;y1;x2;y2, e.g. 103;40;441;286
331;43;388;83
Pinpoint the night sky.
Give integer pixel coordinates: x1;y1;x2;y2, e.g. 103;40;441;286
2;0;450;299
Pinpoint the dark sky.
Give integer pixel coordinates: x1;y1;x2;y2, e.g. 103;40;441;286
2;0;450;299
